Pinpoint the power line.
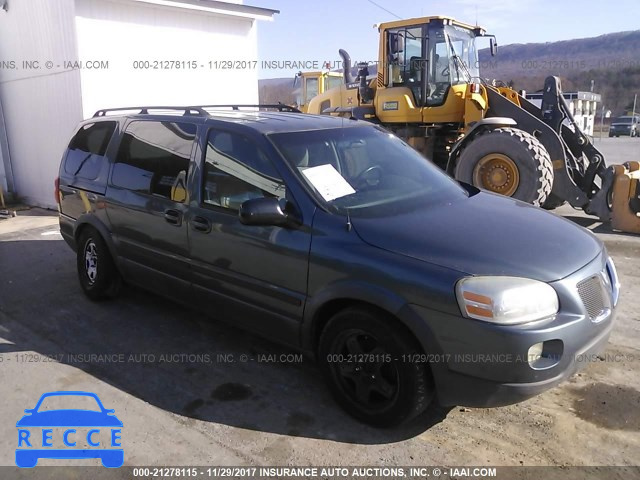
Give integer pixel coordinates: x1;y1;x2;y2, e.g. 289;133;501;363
365;0;402;19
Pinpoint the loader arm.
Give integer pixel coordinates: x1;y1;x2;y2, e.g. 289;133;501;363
485;77;614;220
538;76;614;220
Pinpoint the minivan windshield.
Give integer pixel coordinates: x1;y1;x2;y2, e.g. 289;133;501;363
270;126;467;215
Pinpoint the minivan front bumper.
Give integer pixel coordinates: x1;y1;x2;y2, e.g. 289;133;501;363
409;251;618;407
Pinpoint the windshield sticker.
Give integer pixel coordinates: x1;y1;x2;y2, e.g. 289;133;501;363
301;164;355;202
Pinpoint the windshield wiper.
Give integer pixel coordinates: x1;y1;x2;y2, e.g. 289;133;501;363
445;35;472;84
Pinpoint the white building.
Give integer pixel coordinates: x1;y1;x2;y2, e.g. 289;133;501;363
0;0;277;208
526;91;601;137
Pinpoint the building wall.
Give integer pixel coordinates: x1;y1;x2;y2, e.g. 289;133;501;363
0;0;84;208
526;97;598;136
75;0;259;119
0;0;260;208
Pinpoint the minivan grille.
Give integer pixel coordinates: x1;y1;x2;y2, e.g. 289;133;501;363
577;275;606;321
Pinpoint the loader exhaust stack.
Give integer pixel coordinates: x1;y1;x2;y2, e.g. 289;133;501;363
339;49;352;84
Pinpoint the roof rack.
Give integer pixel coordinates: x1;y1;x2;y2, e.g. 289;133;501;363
93;106;208;117
196;104;301;113
92;104;300;118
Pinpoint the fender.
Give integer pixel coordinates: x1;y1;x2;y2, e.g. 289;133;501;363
301;280;443;359
446;117;517;175
73;214;120;270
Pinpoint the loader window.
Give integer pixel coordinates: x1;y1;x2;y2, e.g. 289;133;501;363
305;77;319;104
327;75;343;91
426;24;479;107
387;26;425;105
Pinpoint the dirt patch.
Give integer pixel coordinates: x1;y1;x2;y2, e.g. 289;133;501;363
569;382;640;431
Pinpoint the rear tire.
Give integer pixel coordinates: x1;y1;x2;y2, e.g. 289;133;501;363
455;127;554;206
318;306;434;427
77;228;121;301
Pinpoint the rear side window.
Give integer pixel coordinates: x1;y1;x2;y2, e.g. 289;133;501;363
111;121;196;202
64;122;116;179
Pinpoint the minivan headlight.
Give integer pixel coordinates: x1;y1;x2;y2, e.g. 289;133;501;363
456;276;559;325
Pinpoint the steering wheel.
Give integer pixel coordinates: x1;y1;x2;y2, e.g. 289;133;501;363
354;165;383;188
441;66;450;77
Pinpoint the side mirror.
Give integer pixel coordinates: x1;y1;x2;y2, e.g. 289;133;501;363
490;37;498;56
239;197;299;227
388;32;403;56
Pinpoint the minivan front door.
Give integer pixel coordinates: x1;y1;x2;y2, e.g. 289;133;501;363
187;128;310;346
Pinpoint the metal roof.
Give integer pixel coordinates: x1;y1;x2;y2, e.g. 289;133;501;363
127;0;279;20
377;16;486;34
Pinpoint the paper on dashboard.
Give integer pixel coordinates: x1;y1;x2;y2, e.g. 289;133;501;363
301;164;356;202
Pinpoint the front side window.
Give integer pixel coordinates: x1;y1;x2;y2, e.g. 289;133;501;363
111;121;196;202
202;130;285;211
65;121;116;179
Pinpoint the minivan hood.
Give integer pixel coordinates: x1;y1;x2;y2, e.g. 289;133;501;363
351;192;602;282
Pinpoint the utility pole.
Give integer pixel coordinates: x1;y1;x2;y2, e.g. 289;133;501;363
633;93;637;117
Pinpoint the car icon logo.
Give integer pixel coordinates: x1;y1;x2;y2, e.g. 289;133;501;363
16;391;123;468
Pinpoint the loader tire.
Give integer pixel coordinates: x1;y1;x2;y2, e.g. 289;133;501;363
455;128;554;206
542;192;566;210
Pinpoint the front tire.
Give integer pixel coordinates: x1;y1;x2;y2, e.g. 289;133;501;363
455;127;554;206
318;307;433;427
77;228;120;300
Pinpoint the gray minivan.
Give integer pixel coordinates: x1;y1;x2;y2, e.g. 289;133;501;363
57;106;619;426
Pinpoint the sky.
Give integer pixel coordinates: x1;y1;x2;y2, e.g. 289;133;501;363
250;0;640;79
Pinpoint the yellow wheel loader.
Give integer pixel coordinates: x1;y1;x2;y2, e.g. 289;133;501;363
293;70;344;113
307;16;616;220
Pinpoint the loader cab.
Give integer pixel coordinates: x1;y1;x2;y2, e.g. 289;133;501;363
376;17;485;123
294;71;344;113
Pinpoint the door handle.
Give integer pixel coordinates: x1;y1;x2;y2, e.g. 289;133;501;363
164;209;182;226
191;216;211;233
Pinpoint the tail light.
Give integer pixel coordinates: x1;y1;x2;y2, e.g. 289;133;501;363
54;177;60;204
470;83;481;94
